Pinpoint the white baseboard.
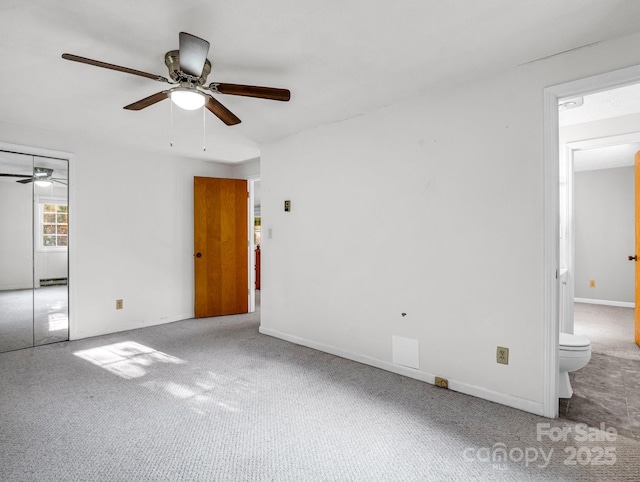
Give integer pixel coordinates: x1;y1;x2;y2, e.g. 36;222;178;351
0;284;33;291
70;313;193;340
258;326;545;417
574;298;635;308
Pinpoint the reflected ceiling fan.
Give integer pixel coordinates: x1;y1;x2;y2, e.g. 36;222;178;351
62;32;290;126
0;167;67;186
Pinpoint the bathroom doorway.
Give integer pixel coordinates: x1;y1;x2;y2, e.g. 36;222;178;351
543;63;640;418
554;81;640;434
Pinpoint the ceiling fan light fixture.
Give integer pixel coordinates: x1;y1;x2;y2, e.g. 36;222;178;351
34;180;52;187
170;88;206;110
62;32;290;126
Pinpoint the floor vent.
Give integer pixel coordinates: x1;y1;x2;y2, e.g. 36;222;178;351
40;278;68;286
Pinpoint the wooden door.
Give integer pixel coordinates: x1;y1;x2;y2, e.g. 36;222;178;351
194;177;248;318
634;151;640;346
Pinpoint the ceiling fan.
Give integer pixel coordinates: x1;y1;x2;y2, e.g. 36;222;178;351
62;32;290;126
0;167;67;186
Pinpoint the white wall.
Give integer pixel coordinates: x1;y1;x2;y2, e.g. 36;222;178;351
0;180;32;290
561;113;640;147
0;124;238;340
231;158;260;180
260;31;640;414
574;167;634;302
73;145;246;339
34;250;68;285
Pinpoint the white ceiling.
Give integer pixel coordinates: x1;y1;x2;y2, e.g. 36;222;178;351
572;142;640;171
560;83;640;171
560;83;640;127
2;1;640;164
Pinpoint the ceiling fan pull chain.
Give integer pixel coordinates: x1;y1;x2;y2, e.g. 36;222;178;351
170;101;174;147
203;105;206;152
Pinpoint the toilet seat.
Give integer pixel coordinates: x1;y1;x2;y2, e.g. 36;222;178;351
559;333;590;351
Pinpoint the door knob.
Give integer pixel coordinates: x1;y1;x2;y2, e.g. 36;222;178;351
195;252;202;258
629;255;637;261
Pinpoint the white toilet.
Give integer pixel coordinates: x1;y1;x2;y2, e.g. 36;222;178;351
558;333;591;398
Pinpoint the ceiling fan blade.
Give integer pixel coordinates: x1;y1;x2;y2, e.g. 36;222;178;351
16;178;33;184
211;83;291;101
179;32;210;77
123;91;170;110
0;173;30;178
62;53;169;83
53;180;68;186
205;96;241;125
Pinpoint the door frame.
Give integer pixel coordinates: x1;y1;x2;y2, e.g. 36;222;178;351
0;141;75;339
543;63;640;418
194;177;249;318
248;176;260;313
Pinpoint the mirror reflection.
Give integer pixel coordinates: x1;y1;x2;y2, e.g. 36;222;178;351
0;151;69;353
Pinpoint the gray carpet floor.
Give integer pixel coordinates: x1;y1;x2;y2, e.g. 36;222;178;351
1;299;639;481
573;303;640;361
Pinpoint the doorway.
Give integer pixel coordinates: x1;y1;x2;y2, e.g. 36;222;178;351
192;174;261;317
545;66;640;422
193;176;249;318
543;63;640;417
0;147;70;353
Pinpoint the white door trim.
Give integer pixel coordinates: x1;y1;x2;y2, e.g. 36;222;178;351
247;176;260;313
543;63;640;418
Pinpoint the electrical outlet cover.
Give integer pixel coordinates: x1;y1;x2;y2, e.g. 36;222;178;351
497;346;509;365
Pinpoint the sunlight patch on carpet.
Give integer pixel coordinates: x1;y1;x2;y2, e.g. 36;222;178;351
73;341;185;379
48;312;68;331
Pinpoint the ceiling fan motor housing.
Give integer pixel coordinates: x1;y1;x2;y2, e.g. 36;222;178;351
34;167;54;178
164;50;211;86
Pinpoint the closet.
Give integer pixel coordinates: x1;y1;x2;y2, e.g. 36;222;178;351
0;150;69;353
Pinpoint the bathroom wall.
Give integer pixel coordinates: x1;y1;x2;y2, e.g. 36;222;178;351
574;166;635;304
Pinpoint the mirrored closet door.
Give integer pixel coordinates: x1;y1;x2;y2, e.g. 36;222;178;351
0;150;69;353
